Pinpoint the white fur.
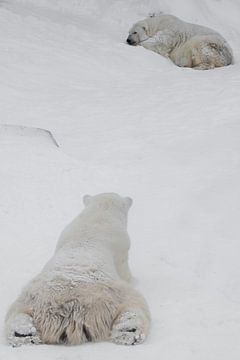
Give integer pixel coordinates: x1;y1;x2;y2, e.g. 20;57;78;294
127;14;233;70
5;193;150;346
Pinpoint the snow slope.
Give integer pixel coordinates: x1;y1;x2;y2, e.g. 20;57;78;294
0;0;240;359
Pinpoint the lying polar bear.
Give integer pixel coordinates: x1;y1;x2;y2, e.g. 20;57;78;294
5;193;150;347
127;14;233;70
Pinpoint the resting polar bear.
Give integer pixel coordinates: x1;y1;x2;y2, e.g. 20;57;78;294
5;193;150;347
127;14;233;70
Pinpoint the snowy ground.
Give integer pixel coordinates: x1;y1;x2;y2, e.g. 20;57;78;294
1;0;240;359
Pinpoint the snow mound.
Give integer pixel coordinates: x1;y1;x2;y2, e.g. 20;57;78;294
0;125;59;147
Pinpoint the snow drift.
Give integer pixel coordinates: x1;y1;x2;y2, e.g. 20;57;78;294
0;1;240;359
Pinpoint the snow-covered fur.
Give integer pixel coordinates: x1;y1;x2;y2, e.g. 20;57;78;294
5;193;150;347
127;14;233;70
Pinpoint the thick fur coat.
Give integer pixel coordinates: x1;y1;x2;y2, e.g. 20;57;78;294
5;193;150;346
127;14;233;70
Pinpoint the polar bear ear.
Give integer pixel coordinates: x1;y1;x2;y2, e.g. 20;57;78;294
125;197;133;209
83;194;92;206
141;23;148;32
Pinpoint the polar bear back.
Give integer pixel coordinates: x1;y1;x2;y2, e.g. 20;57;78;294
144;14;220;40
41;193;132;282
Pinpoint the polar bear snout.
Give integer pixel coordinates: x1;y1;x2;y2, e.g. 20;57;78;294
126;35;138;46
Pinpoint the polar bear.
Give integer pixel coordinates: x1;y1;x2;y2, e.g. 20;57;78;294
127;14;233;70
5;193;150;347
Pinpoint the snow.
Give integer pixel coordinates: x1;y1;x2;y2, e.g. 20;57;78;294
0;0;240;359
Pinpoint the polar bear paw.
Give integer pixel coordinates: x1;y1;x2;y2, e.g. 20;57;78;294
111;311;146;345
7;314;41;347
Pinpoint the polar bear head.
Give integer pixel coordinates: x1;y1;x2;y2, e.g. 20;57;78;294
83;193;133;213
126;20;150;45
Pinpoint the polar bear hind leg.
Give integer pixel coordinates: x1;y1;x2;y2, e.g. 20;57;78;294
111;287;150;345
111;309;149;345
5;306;41;347
170;44;193;68
190;35;233;70
170;35;232;70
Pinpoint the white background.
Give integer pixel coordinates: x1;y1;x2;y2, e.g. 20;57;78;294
0;1;240;359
